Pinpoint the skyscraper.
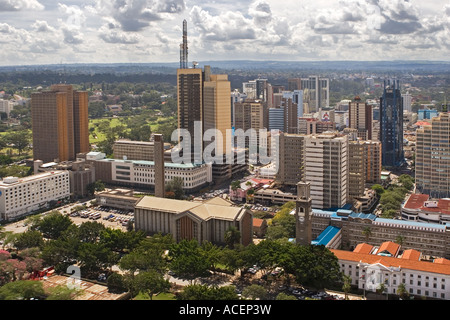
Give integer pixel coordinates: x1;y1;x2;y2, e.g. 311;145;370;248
380;80;404;168
416;113;450;198
348;96;373;140
301;76;329;112
31;84;89;163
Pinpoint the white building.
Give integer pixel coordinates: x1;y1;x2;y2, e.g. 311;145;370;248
0;99;14;118
0;171;71;221
304;133;349;209
402;92;413;113
331;245;450;300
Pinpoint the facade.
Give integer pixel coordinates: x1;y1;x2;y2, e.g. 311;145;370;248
418;109;439;121
301;76;329;112
304;133;349;209
298;118;335;135
268;107;285;132
332;247;450;300
96;188;138;211
134;196;253;246
177;67;204;163
31;84;88;163
0;99;14;117
348;141;366;200
364;141;382;184
276;133;305;186
380;80;404;168
348;96;373;140
402;91;412;113
90;155;212;194
416;113;450;198
0;171;70;221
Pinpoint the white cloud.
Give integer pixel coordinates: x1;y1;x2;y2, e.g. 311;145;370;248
0;0;43;11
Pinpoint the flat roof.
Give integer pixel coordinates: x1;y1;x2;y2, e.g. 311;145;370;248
100;158;204;169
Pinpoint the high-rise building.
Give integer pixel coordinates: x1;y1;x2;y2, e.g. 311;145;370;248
154;134;165;198
268;107;285;132
301;76;329;112
280;96;298;134
276;133;305;186
402;91;412;113
31;84;88;163
176;67;203;162
288;78;302;91
416;113;450;198
348;141;366;199
363;141;382;185
348;96;373;140
0;99;14;118
380;80;404;168
304;132;348;209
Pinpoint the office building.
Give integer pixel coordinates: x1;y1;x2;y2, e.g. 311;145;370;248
416;113;450;198
134;196;253;246
301;76;329;112
154;134;165;198
418;109;439;120
0;171;70;221
0;99;14;118
364;141;382;184
402;91;412;113
31;84;88;163
348;141;366;200
288;78;302;91
304;132;349;209
298;118;335;135
380;80;404;168
348;96;373;140
276;133;305;186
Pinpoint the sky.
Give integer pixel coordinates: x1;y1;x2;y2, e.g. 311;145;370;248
0;0;449;66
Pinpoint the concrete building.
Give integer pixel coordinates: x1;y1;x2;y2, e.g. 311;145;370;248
416;113;450;198
89;153;212;194
0;171;70;222
31;84;89;163
96;188;138;212
348;141;366;200
0;99;14;118
298;118;335;135
348;96;373;140
304;133;349;209
332;245;450;300
276;133;305;186
402;91;413;113
401;194;450;225
153;134;165;198
364;141;382;185
134;196;253;246
301;76;329;112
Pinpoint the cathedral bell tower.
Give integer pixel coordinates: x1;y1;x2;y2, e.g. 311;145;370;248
295;181;312;246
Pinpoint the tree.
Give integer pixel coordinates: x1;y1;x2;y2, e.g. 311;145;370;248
78;221;106;243
132;270;171;300
177;284;238;300
77;242;119;277
165;177;184;199
107;272;127;294
45;285;82;300
35;211;73;240
395;234;405;247
371;184;385;196
342;274;352;300
231;180;241;191
242;284;268;300
87;180;105;196
276;292;297;300
13;230;44;251
0;280;45;300
168;239;210;281
4;130;31;156
397;283;409;300
224;226;241;249
362;227;372;243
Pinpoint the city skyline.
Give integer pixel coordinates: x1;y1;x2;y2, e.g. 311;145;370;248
0;0;449;66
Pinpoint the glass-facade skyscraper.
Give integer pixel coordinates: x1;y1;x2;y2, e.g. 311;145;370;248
380;80;404;168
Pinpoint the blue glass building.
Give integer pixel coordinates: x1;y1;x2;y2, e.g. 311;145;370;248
380;80;404;168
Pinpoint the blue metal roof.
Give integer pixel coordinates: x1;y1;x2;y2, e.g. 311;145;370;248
375;218;447;231
349;212;377;221
311;225;341;246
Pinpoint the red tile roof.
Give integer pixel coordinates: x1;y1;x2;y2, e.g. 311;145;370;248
330;249;450;275
377;241;400;257
353;243;374;255
401;249;421;261
253;218;265;228
434;258;450;265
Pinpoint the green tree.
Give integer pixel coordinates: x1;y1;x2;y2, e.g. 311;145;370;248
224;226;241;249
242;284;268;300
4;130;31;156
276;292;297;300
87;180;105;196
342;274;352;300
362;227;372;243
45;285;82;300
107;272;127;294
168;239;210;281
78;221;106;243
35;211;73;240
231;180;241;191
132;270;171;300
0;280;45;300
77;242;119;277
13;230;44;251
397;283;409;300
371;184;385;196
177;284;238;300
165;177;185;199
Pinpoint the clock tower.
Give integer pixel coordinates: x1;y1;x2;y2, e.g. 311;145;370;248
295;181;312;246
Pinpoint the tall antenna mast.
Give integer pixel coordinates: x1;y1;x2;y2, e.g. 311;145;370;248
180;19;188;69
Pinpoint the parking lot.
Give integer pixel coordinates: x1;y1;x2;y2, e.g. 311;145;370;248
67;206;134;230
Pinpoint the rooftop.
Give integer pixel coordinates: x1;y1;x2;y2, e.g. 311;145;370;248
311;225;341;246
353;243;374;255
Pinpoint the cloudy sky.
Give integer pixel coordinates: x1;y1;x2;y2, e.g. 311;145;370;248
0;0;449;66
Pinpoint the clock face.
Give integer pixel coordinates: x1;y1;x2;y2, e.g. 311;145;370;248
299;216;304;223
